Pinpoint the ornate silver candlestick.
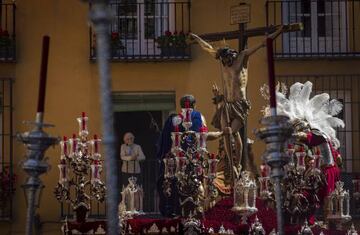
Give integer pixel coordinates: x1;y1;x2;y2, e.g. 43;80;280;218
162;112;218;219
54;114;106;223
18;113;59;235
255;115;293;235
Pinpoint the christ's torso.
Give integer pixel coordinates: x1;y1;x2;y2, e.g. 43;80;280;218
222;63;248;102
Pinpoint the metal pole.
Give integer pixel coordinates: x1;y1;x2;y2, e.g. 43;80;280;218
25;187;36;235
87;1;119;234
273;174;283;234
255;115;293;235
24;178;42;235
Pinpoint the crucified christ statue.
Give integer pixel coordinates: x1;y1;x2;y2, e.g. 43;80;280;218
190;26;285;184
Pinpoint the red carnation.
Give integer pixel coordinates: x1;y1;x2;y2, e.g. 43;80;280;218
111;32;119;40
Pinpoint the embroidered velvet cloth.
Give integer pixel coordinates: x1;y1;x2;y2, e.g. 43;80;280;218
121;197;347;234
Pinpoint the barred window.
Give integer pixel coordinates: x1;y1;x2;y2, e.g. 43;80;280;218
90;0;191;60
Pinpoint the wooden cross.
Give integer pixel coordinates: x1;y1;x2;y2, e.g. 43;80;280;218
195;4;301;171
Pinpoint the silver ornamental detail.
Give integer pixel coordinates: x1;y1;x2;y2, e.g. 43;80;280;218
269;229;278;235
249;216;266;235
255;115;294;235
298;221;313;235
18;113;59;235
327;181;351;228
347;224;359;235
218;224;227;234
232;171;257;224
183;216;202;235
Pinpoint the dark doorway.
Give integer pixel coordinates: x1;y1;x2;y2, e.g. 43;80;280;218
114;111;162;212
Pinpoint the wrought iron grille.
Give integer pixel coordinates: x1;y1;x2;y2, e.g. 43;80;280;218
60;182;107;219
90;0;191;62
0;2;15;62
59;159;161;219
266;0;360;59
0;77;14;220
277;74;360;173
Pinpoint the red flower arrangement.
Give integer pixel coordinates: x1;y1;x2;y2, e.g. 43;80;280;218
92;32;126;51
0;28;12;48
110;32;125;50
155;30;189;49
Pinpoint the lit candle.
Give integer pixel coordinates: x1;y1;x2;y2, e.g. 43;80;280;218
91;160;100;183
60;136;68;157
171;132;180;149
287;144;294;150
58;158;67;185
186;109;191;122
199;126;208;149
296;146;306;169
208;153;217;175
260;164;270;177
266;37;277;116
37;36;50;114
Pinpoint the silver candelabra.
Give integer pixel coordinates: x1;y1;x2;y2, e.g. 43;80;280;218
54;113;106;223
162;108;218;220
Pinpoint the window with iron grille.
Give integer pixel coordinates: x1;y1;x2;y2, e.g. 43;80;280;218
0;2;16;62
90;0;191;61
0;78;14;220
266;0;360;58
277;74;360;173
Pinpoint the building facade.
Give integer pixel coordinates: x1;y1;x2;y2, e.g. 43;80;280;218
0;0;358;234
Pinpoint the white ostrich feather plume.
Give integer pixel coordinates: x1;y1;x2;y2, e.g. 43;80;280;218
275;81;344;149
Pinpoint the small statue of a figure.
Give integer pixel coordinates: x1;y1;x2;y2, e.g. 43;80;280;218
120;132;145;187
190;27;285;182
119;176;144;216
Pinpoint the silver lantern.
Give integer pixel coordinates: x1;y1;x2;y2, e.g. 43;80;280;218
232;171;257;224
327;181;351;229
